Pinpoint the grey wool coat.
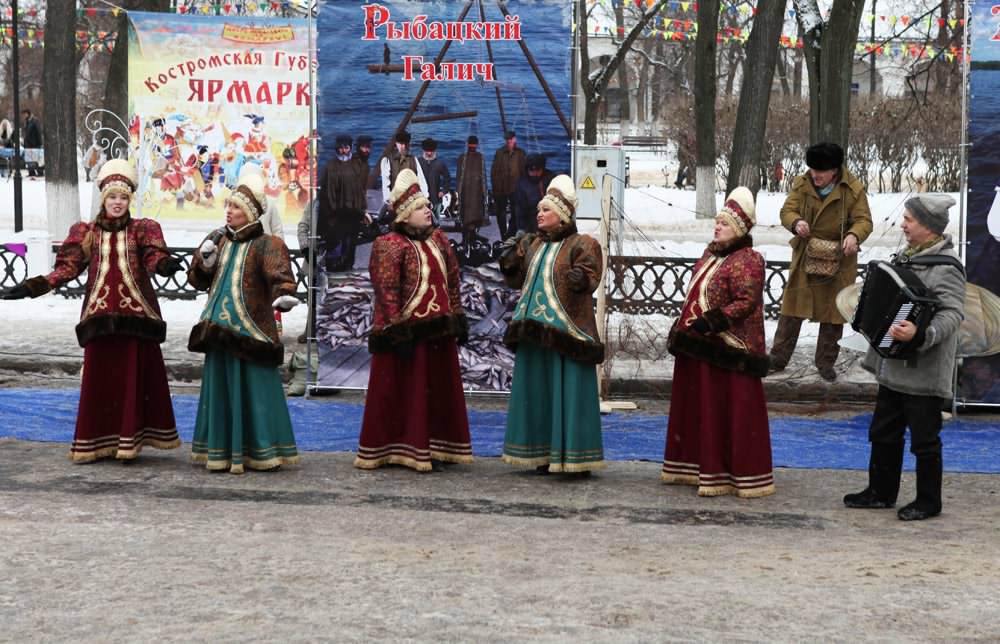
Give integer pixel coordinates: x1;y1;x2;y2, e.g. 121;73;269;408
861;235;965;399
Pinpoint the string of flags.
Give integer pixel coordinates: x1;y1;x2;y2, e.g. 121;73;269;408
171;0;306;16
0;24;118;51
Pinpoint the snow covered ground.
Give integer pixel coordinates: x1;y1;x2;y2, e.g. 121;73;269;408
0;157;957;386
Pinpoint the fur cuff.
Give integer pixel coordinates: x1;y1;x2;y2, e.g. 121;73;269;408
504;319;605;365
188;320;283;366
25;275;52;298
703;308;730;333
667;327;769;378
76;314;167;347
368;313;468;353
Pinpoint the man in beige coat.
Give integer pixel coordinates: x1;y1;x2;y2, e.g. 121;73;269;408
769;142;873;381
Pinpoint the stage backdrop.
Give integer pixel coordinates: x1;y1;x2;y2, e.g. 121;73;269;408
314;0;572;391
127;11;313;227
964;5;1000;403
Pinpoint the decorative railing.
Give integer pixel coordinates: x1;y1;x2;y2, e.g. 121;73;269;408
4;246;869;317
606;255;866;320
44;246;311;301
0;244;28;290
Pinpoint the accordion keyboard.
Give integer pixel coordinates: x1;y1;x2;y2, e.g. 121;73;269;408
877;303;914;349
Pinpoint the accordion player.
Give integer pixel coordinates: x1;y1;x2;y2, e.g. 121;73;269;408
852;260;941;359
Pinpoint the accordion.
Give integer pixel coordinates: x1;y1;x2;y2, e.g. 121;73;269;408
852;260;940;359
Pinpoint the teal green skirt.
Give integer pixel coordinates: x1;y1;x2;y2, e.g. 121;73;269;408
502;342;605;472
192;350;300;474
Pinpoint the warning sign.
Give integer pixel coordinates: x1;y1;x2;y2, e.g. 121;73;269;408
580;175;596;190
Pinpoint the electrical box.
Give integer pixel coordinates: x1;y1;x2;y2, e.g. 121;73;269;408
572;145;625;220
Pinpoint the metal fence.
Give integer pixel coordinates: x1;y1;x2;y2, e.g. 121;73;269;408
3;245;866;318
0;245;310;300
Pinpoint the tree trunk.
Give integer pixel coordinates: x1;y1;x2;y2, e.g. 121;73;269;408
578;0;670;145
726;0;785;197
694;0;720;218
103;1;171;145
43;0;80;239
614;3;630;122
799;0;867;147
776;51;791;96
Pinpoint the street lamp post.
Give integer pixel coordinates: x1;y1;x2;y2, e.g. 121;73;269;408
11;0;23;233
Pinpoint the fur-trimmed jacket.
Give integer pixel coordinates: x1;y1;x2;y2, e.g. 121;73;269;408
667;235;768;378
187;221;297;366
368;225;468;353
499;223;605;365
23;213;172;346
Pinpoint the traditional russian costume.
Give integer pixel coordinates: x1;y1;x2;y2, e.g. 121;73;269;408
662;188;774;498
500;175;606;473
8;159;180;462
355;168;472;472
187;174;300;473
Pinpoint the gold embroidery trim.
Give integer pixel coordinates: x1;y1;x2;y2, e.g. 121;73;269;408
229;242;269;342
201;240;233;321
116;231;159;319
539;241;593;342
400;238;430;321
84;231;113;316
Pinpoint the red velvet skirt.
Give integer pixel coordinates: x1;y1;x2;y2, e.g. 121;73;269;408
356;337;472;472
662;354;774;497
71;336;179;462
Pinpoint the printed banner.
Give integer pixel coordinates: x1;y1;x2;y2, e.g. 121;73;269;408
962;4;1000;403
314;0;572;391
127;11;313;227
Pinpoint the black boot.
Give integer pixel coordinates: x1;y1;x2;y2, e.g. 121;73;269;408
898;453;943;521
844;442;903;508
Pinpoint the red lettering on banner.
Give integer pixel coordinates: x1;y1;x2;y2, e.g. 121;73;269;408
207;79;223;102
276;81;292;104
363;4;390;40
227;80;252;103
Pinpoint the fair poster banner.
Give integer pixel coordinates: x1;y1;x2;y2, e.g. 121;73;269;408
314;0;572;391
127;11;313;227
962;5;1000;403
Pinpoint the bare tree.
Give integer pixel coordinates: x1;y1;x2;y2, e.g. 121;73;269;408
43;0;80;238
725;0;786;197
102;0;171;140
577;0;670;144
795;0;868;147
693;0;720;218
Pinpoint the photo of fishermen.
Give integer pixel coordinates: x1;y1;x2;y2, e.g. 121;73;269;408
314;128;561;273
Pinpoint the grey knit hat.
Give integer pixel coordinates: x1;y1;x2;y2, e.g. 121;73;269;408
905;194;955;235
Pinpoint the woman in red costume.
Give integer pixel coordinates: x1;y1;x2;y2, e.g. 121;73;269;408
662;187;774;498
355;168;472;472
1;159;182;462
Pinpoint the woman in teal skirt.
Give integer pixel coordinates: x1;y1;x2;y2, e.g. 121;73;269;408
499;175;606;474
187;172;301;474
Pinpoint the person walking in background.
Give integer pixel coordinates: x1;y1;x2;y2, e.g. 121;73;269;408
187;172;301;474
512;154;554;234
21;109;42;178
661;187;774;498
417;137;451;216
499;175;605;476
490;130;526;240
769;142;873;381
844;194;964;521
456;135;487;248
355;169;472;472
1;160;182;462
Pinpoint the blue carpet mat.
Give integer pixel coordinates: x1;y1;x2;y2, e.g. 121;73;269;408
1;389;997;473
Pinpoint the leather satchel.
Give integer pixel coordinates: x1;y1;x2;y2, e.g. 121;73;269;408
804;237;841;277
